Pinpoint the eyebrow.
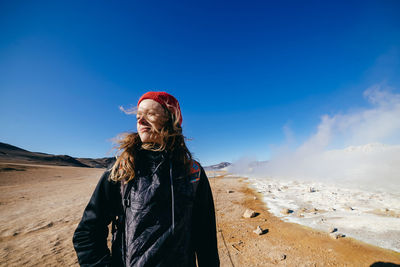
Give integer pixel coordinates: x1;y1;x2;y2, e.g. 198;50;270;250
138;108;156;112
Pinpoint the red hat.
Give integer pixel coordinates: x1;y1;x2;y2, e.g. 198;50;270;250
137;91;183;126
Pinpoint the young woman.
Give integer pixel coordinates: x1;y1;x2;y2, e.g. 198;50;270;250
73;92;220;267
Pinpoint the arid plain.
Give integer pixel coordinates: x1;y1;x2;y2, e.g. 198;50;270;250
1;162;399;266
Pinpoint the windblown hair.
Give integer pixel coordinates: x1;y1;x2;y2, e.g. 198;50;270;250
109;104;192;184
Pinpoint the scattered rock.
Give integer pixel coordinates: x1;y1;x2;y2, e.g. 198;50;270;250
330;232;345;239
281;208;293;215
243;209;257;218
329;227;337;233
227;190;234;193
253;225;268;235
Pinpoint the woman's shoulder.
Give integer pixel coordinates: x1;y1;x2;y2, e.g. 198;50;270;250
188;159;204;183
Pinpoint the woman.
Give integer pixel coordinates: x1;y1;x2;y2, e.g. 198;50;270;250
73;92;220;267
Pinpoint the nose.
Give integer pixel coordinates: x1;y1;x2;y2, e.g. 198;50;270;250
137;115;149;125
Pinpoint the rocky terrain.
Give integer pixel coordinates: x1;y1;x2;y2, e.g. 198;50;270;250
1;162;399;266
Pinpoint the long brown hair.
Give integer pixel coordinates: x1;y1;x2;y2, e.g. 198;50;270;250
109;104;192;184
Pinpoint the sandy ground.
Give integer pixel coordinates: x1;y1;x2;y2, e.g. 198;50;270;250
0;162;399;266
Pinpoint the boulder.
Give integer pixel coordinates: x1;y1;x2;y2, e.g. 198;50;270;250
243;209;257;218
253;225;267;235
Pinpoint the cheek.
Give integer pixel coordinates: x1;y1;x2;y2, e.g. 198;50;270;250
154;120;165;131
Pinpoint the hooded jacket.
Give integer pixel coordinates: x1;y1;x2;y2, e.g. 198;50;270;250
72;149;219;267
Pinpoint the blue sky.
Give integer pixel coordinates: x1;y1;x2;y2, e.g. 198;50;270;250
1;0;399;165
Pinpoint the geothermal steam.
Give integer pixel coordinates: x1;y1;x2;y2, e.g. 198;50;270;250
229;84;400;192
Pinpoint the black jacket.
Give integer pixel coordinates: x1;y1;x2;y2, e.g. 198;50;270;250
73;150;219;267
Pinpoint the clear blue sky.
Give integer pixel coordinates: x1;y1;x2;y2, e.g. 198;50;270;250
1;0;399;165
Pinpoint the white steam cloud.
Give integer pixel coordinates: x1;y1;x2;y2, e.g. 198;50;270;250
229;84;400;192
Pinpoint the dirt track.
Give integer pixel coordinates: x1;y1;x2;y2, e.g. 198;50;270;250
0;163;399;266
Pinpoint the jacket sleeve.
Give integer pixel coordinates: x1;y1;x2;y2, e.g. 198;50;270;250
192;167;220;267
72;170;120;266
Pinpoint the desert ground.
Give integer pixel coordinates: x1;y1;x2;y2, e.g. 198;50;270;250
1;162;399;266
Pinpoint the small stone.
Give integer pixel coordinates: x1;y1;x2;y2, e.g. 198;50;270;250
281;208;293;215
253;196;257;200
329;227;337;233
330;232;345;239
253;225;265;235
243;209;257;218
227;190;234;193
280;254;287;261
309;187;316;193
311;208;318;212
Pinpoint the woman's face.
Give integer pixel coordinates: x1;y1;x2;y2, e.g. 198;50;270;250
136;99;167;144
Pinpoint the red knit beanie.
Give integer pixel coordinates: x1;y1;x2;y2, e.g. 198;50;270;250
137;91;183;126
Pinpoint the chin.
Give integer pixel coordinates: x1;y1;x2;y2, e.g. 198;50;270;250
139;132;157;143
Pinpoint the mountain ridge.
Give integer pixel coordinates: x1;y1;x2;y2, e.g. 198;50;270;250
0;142;229;170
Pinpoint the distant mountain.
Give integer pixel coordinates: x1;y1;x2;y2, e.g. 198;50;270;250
0;142;114;168
204;162;231;171
0;142;233;170
76;157;116;168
